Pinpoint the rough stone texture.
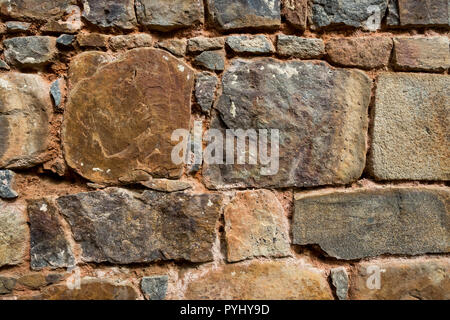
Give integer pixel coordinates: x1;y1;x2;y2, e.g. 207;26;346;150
109;34;153;51
56;188;222;264
282;0;307;30
393;37;450;72
310;0;389;31
224;190;291;262
141;275;168;300
0;0;75;21
64;48;194;184
194;50;225;71
77;33;109;48
277;35;325;59
0;277;16;294
28;199;75;270
156;38;187;57
352;258;450;300
398;0;449;26
207;0;281;31
386;0;400;25
17;274;48;289
68;51;111;86
41;5;82;33
5;21;31;32
195;72;218;113
136;0;204;31
226;35;274;55
82;0;137;30
140;179;192;192
203;59;371;189
293;188;450;260
0;73;52;169
0;202;27;267
326;37;393;69
56;34;75;47
187;36;224;53
331;267;349;300
0;60;10;70
0;170;18;199
4;36;57;70
50;78;63;108
370;73;449;181
40;279;138;300
185;260;333;299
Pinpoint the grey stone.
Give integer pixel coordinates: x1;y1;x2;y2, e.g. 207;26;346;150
0;170;18;199
4;36;57;70
226;35;274;55
187;36;225;53
50;79;63;108
398;0;449;27
0;60;9;70
310;0;389;31
82;0;137;30
109;34;153;50
136;0;204;31
203;59;371;189
28;199;75;270
293;188;450;260
0;0;76;22
157;38;187;57
0;202;27;267
195;72;218;113
207;0;281;31
386;0;400;26
370;73;449;181
330;267;349;300
139;179;192;192
56;34;75;47
0;277;16;295
141;275;168;300
194;51;225;71
277;35;325;59
56;188;222;264
5;21;31;32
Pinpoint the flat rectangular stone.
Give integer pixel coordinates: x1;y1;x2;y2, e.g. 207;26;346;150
398;0;449;26
277;35;325;59
293;188;450;260
226;35;274;55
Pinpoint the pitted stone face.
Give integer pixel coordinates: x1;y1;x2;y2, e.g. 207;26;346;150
63;48;194;184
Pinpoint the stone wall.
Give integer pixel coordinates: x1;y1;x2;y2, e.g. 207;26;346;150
0;0;449;300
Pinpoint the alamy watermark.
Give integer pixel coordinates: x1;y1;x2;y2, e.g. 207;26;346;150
171;121;280;176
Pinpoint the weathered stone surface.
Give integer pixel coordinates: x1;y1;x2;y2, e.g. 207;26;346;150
4;36;57;70
17;274;47;289
393;37;450;72
282;0;307;30
40;278;138;300
0;277;16;295
386;0;400;25
136;0;204;31
82;0;137;30
398;0;449;26
64;48;194;183
0;73;52;169
68;51;111;86
109;34;152;51
194;50;225;71
331;267;349;300
0;60;10;70
57;188;222;263
0;170;18;199
5;21;31;32
50;78;63;108
226;35;274;55
203;59;371;189
28;199;75;270
0;202;27;267
195;72;218;113
77;33;109;48
293;188;450;260
326;37;393;69
207;0;281;31
370;73;449;180
157;38;187;57
352;258;450;300
141;275;168;300
277;35;325;59
187;36;224;53
0;0;75;21
225;190;290;262
41;5;82;33
310;0;389;31
185;260;333;299
56;34;75;47
140;179;192;192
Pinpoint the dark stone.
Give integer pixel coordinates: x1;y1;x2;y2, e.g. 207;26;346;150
386;0;400;26
194;51;225;71
56;188;222;264
141;275;168;300
0;170;18;199
28;198;75;270
56;34;75;47
195;72;218;113
398;0;449;26
82;0;137;30
5;21;31;32
4;36;57;70
50;79;63;108
293;188;450;260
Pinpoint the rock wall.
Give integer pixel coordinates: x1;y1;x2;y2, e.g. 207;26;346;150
0;0;449;300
